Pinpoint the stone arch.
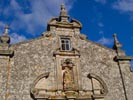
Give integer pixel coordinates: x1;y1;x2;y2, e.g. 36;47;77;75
30;72;50;99
87;73;108;96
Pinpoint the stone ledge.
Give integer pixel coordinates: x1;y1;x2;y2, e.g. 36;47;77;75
92;94;104;99
0;50;14;56
115;56;133;61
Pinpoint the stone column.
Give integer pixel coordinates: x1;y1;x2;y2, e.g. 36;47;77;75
0;25;14;100
113;33;133;100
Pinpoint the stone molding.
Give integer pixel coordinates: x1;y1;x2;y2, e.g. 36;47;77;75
53;48;80;57
114;56;133;61
87;73;108;96
0;50;14;57
30;72;50;99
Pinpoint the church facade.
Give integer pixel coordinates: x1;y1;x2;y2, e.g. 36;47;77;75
0;5;133;100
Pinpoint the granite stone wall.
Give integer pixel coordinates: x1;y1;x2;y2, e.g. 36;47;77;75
0;30;132;100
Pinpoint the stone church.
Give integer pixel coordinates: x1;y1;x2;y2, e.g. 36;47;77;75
0;4;133;100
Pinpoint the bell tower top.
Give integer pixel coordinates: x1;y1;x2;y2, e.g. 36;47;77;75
59;4;69;22
47;4;82;32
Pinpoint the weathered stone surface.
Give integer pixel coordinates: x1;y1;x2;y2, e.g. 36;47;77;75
0;5;133;100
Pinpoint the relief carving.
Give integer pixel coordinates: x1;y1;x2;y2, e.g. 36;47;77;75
63;66;74;90
62;59;75;90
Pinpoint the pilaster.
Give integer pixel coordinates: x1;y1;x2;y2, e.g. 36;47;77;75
113;33;133;100
0;25;14;100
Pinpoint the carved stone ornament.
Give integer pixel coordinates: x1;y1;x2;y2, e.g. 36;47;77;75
61;59;75;90
30;72;50;99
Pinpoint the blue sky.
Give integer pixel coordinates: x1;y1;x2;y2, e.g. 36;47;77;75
0;0;133;67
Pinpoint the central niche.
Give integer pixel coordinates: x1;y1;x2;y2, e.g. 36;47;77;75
61;59;75;90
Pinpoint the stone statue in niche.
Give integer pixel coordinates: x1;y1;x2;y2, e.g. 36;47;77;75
63;66;74;90
62;59;74;90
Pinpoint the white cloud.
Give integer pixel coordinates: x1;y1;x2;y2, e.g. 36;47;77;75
94;0;107;4
112;0;133;20
10;33;27;44
99;30;104;34
97;37;113;45
0;22;27;44
129;14;133;20
113;0;133;12
0;22;5;35
1;0;75;34
98;22;104;27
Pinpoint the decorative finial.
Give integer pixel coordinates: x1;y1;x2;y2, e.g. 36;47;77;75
59;4;69;22
113;33;119;43
60;4;67;16
0;25;10;44
61;4;65;10
4;25;9;35
113;33;122;50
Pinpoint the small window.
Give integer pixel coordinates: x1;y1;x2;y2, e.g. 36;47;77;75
60;38;71;51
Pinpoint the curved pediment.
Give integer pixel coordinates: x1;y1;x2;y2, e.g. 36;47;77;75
48;17;58;25
71;18;82;29
47;17;82;31
88;73;108;96
30;72;51;99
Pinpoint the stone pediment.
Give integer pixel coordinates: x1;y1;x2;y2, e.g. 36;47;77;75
47;18;82;31
53;48;80;57
47;4;82;31
71;19;82;28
